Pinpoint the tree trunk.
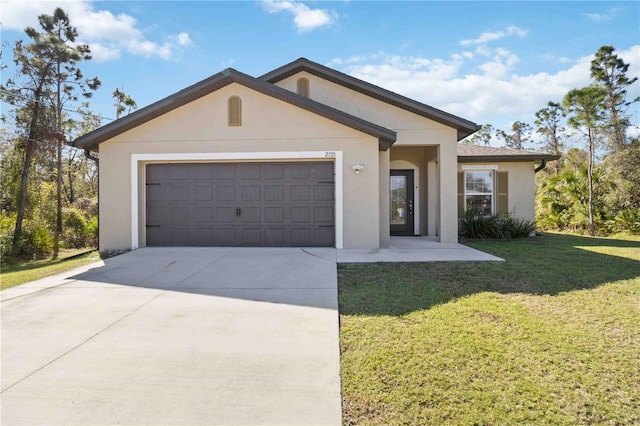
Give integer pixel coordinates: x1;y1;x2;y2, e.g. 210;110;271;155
66;167;75;204
53;50;62;259
54;138;63;258
12;87;44;255
587;127;595;236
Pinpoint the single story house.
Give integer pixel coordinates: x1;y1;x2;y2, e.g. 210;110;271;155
72;58;558;251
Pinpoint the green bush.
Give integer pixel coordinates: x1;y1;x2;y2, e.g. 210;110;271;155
28;226;54;257
603;209;640;235
499;215;538;238
62;207;87;249
5;222;55;260
0;213;16;261
85;216;98;247
461;210;536;239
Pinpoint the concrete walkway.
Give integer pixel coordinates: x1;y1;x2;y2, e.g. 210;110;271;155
1;247;341;426
338;236;504;263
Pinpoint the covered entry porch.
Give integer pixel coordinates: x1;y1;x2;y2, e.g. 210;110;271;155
381;145;444;241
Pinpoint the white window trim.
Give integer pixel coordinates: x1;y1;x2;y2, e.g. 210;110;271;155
131;151;343;249
464;170;495;216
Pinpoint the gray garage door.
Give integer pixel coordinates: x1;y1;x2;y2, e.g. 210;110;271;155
145;162;335;246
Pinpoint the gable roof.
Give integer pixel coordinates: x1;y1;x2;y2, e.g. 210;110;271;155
457;143;561;162
260;58;481;141
72;68;397;151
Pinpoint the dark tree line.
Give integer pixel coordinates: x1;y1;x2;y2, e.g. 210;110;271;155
1;8;135;260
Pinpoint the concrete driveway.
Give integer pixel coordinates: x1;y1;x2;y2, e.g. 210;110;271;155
1;247;341;425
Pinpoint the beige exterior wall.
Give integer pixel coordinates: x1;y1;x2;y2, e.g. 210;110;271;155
98;83;382;251
457;161;537;222
275;72;457;145
378;150;390;247
275;72;460;242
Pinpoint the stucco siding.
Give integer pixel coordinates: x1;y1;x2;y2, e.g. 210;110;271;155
439;142;458;243
275;72;461;242
457;161;537;223
274;72;457;146
98;83;381;251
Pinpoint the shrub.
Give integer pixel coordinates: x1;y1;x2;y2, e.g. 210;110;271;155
603;208;640;235
0;213;16;261
499;215;537;238
62;207;100;249
28;226;54;258
461;210;536;239
62;207;87;249
85;216;98;247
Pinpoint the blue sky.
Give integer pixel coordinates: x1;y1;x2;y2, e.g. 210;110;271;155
3;1;639;144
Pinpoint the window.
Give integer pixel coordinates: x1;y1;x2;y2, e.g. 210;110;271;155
458;170;508;218
465;171;494;216
297;78;309;98
228;96;241;126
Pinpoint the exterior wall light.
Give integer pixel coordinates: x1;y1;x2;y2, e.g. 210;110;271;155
352;164;364;174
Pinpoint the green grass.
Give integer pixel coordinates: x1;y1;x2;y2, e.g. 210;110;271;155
339;232;640;425
1;249;103;290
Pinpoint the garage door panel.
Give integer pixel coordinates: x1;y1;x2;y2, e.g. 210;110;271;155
291;207;310;223
146;185;166;201
215;228;236;245
193;164;214;180
265;207;284;223
264;186;284;201
241;207;261;223
216;186;235;201
264;164;285;180
167;165;189;180
265;228;285;245
191;228;214;245
146;162;334;247
313;163;334;180
216;207;236;223
242;186;261;201
242;228;262;245
168;227;190;245
193;206;213;222
147;207;167;225
313;186;334;201
291;186;310;201
216;164;236;180
242;164;262;179
290;228;311;245
314;207;334;223
169;185;188;201
194;185;213;201
314;228;334;245
146;227;164;245
290;165;311;180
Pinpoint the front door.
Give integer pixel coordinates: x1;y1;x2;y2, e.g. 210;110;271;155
390;170;414;236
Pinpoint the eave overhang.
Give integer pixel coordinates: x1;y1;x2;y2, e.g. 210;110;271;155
72;68;397;151
260;58;480;141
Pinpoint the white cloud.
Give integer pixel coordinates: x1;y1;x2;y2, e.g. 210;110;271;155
1;0;193;62
261;0;337;32
175;32;192;47
584;7;623;22
329;45;640;131
460;25;528;46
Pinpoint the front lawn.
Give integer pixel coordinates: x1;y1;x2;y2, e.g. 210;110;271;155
1;249;102;291
339;232;640;425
